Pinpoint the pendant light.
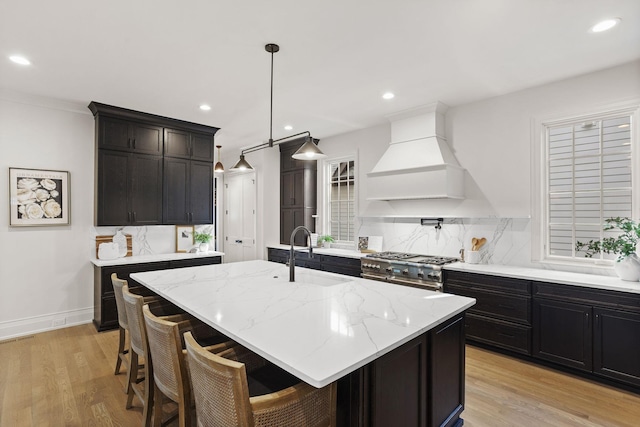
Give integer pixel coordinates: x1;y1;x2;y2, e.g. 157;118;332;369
230;43;325;171
214;145;224;173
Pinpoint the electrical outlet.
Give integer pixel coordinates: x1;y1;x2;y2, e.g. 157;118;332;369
52;318;66;327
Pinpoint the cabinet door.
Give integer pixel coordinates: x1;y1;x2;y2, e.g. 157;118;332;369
594;308;640;386
190;160;214;224
281;170;304;208
131;122;163;155
97;150;131;225
533;298;592;371
164;158;190;224
281;208;305;246
99;117;132;151
191;132;214;162
164;128;191;159
130;154;163;225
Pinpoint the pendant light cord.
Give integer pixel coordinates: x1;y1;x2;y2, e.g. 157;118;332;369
269;47;274;146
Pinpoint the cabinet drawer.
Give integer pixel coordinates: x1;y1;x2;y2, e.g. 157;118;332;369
445;270;530;295
169;257;221;269
446;284;531;324
466;314;531;355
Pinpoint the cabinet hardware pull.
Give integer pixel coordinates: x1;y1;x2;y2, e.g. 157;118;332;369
127;137;131;148
132;138;136;149
128;212;131;222
133;212;136;222
235;240;242;244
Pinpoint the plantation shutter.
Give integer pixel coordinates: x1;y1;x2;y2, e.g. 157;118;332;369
547;115;632;260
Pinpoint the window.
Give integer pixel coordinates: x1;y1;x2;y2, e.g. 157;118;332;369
327;159;356;242
544;112;634;262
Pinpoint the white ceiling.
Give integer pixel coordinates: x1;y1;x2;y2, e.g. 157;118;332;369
1;1;639;152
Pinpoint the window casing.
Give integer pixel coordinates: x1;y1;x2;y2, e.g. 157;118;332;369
543;111;635;263
326;159;356;243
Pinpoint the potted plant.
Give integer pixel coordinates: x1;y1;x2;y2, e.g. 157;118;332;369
575;217;640;281
194;230;213;252
318;235;335;248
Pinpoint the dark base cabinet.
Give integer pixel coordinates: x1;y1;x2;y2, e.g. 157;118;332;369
533;297;592;371
267;248;361;277
336;314;466;427
444;270;640;392
93;256;221;332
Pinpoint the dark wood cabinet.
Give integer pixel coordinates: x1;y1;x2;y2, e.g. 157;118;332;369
89;102;219;226
532;297;593;371
279;139;318;245
163;158;213;224
593;307;640;386
97;150;163;226
164;128;214;162
444;271;532;355
267;248;362;277
336;313;466;427
98;116;163;155
93;256;222;331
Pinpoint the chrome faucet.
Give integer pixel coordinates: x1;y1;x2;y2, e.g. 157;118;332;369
289;225;313;282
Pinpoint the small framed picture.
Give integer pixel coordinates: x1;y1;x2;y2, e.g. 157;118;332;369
176;225;194;253
9;167;70;226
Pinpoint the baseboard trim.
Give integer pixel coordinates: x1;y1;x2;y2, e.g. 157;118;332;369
0;307;93;341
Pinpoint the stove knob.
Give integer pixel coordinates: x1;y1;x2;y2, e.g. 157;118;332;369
402;269;409;275
417;270;424;278
375;265;381;270
386;267;393;272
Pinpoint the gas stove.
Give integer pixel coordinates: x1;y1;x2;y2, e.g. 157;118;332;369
361;251;459;291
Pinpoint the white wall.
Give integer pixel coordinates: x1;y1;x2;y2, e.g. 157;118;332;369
0;93;95;339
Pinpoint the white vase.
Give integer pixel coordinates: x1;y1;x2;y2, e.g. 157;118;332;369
199;243;209;253
322;241;331;249
613;254;640;281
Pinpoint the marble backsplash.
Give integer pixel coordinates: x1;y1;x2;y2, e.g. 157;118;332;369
92;224;213;257
355;217;616;277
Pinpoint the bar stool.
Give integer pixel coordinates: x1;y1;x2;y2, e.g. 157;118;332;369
143;305;235;427
184;331;337;427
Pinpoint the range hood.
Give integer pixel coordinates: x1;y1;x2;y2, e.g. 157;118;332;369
367;102;465;200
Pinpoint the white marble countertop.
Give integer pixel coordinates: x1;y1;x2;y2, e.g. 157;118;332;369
267;244;366;259
90;251;224;267
445;262;640;295
130;260;475;387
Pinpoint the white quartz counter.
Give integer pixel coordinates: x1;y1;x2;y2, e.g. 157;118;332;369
130;260;475;387
445;262;640;295
90;251;224;267
267;244;365;259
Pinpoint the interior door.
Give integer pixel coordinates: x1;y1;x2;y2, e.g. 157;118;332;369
224;172;256;263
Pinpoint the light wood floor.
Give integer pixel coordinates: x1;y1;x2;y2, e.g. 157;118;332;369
1;324;639;426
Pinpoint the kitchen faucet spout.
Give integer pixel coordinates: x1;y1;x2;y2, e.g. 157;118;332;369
289;226;313;282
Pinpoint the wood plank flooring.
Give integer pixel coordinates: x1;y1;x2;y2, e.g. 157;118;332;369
1;324;639;426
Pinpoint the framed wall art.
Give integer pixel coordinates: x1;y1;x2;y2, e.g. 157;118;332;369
9;167;70;226
176;225;194;252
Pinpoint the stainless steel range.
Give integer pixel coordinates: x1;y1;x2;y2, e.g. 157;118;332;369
361;251;458;291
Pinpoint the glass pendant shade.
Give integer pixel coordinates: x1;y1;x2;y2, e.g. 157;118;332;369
231;154;253;171
291;138;327;160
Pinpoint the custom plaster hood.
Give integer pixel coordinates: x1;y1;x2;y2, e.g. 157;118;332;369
367;102;465;200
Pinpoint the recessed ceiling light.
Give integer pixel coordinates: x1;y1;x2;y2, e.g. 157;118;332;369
382;92;395;100
284;125;293;131
9;55;30;65
590;18;621;33
199;104;211;111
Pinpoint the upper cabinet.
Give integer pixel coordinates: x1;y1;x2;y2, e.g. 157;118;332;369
164;128;215;162
99;117;163;155
89;102;220;226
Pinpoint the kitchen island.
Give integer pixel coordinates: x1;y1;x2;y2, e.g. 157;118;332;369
131;260;475;427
